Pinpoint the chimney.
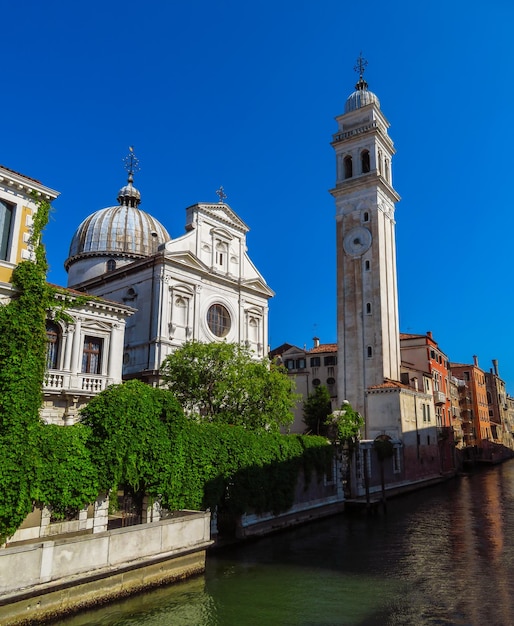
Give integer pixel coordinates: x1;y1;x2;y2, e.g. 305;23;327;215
473;355;479;367
427;330;433;339
313;336;320;349
492;359;499;377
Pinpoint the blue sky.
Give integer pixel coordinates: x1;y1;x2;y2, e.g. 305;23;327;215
3;1;514;389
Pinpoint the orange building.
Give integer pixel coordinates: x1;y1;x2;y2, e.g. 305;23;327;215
450;358;491;446
400;331;455;473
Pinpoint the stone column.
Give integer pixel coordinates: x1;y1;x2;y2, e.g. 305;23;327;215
93;494;109;534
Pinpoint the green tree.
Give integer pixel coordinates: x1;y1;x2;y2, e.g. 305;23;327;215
325;400;364;446
160;341;297;431
325;400;364;498
303;385;333;435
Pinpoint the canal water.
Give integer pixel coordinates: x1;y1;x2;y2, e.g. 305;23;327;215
53;461;514;625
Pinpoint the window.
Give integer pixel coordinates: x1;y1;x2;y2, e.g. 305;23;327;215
366;302;371;315
207;304;231;337
365;260;370;271
367;346;372;358
310;356;321;367
327;366;335;377
363;211;369;222
296;358;306;369
312;378;321;387
106;259;116;272
285;359;295;370
46;322;60;370
393;447;401;473
422;404;427;422
361;149;370;173
215;241;227;267
344;155;353;179
82;336;103;375
324;355;337;366
0;199;13;261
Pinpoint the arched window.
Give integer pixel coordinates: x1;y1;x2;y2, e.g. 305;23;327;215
106;259;116;272
366;302;372;315
344;156;353;179
363;211;369;222
46;321;60;370
367;346;373;358
365;260;370;271
361;149;370;174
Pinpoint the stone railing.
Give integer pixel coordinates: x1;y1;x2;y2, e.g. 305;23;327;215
43;370;109;394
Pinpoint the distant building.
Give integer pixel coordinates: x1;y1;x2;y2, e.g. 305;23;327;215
0;165;133;425
269;338;338;434
400;331;455;473
451;358;490;444
65;157;273;384
485;359;511;447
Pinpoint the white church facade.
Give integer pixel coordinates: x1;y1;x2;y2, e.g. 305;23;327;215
65;158;273;384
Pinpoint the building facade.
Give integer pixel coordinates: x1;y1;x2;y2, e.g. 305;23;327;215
1;165;133;425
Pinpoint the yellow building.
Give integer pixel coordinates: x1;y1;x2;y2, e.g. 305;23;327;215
0;165;59;288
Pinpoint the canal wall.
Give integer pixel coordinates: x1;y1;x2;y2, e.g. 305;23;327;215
0;510;212;626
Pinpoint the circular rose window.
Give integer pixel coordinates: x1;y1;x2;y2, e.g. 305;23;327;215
207;304;231;337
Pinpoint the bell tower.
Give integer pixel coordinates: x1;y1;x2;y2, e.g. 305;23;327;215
330;57;401;420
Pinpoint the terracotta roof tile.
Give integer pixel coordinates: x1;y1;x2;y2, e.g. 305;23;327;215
368;378;410;390
308;343;337;354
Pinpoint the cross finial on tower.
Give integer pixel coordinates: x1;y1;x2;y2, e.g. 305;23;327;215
216;186;227;203
353;53;369;91
123;146;140;183
354;52;368;79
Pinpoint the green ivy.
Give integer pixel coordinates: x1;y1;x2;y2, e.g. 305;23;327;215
81;380;333;518
0;197;56;541
34;424;100;520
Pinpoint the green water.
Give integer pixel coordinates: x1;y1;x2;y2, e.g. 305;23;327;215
52;461;514;625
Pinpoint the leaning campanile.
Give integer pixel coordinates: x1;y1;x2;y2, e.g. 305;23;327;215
330;56;401;421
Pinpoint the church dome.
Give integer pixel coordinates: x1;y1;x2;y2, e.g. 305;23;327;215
66;200;170;264
65;153;171;284
344;76;380;113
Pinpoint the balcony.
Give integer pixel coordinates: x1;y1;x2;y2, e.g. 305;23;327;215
434;391;446;405
44;370;109;395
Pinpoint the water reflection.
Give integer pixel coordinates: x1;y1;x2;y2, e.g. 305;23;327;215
52;461;514;625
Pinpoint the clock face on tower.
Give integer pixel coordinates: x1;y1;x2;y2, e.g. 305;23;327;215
343;226;372;256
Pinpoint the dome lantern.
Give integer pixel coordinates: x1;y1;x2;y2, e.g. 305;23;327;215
344;53;380;113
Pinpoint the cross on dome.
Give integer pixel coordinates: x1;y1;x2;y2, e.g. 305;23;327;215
123;146;140;184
